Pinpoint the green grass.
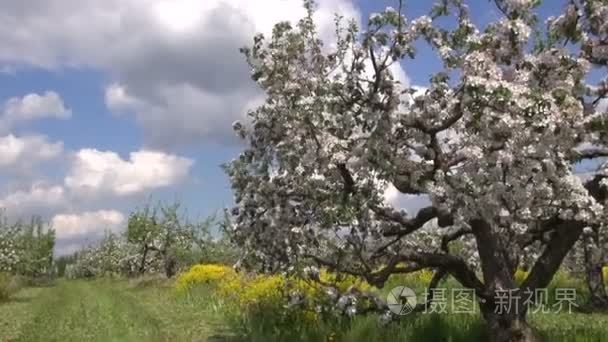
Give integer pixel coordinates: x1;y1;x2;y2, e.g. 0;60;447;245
0;273;21;302
0;279;230;342
224;309;608;342
1;278;608;342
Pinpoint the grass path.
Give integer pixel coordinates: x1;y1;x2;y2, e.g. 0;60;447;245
0;279;230;342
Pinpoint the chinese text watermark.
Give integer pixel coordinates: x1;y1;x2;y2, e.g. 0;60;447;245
387;287;579;315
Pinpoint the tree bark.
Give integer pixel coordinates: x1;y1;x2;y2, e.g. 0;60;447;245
469;219;538;341
470;219;515;290
482;309;539;342
138;246;149;275
585;264;608;310
583;238;608;311
521;221;584;292
163;250;177;278
164;258;177;278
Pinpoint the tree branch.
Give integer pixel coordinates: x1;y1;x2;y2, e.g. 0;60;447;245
376;205;453;238
573;147;608;161
413;269;448;312
521;220;584;292
337;163;356;201
441;227;472;253
304;251;487;298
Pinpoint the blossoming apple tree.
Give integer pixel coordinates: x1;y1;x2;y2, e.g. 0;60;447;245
65;232;142;278
225;0;608;341
0;220;20;273
551;0;608;312
0;215;55;277
126;202;196;277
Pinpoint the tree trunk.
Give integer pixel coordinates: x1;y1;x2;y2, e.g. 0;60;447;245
138;246;149;275
583;240;608;311
163;252;177;278
471;219;540;342
483;311;539;342
585;265;608;310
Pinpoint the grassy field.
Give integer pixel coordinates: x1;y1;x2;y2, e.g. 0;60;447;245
0;279;231;342
2;278;608;342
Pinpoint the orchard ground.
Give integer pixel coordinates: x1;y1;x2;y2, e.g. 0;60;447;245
2;276;608;342
0;278;230;342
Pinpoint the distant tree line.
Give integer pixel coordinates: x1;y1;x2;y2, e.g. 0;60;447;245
61;202;238;279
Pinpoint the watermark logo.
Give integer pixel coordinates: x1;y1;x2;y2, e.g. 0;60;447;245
386;287;579;315
387;286;417;315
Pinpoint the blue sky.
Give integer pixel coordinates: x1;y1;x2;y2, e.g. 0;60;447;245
0;0;586;254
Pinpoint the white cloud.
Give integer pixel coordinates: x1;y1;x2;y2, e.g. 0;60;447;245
383;183;400;205
104;83;140;111
383;184;431;215
51;209;125;240
51;209;125;255
0;183;66;218
0;134;63;170
0;144;193;253
65;148;194;196
1;91;70;130
359;55;410;88
0;0;400;148
0;145;194;253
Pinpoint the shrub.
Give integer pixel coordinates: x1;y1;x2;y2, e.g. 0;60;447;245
180;264;380;339
603;266;608;285
176;263;375;323
218;273;287;309
212;271;336;338
317;269;373;293
177;263;372;300
175;264;236;292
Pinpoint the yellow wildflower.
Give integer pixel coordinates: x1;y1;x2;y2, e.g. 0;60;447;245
175;264;236;291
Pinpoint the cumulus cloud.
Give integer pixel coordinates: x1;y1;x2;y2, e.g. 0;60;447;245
0;134;63;170
0;183;67;218
104;83;141;111
0;144;194;252
65;148;194;196
52;210;125;240
1;91;70;131
0;0;404;149
51;210;125;255
383;184;431;215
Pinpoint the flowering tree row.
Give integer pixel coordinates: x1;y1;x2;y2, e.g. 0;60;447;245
66;203;226;279
0;215;55;278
